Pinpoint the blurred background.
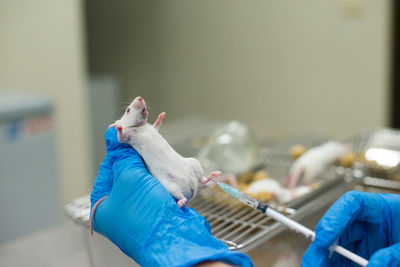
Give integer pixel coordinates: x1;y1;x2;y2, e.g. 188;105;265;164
0;0;396;266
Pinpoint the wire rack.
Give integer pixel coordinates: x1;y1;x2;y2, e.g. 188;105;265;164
65;171;347;253
65;136;347;252
188;169;345;252
64;128;400;263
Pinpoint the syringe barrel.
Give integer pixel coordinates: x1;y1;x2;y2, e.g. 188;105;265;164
263;207;315;240
237;192;259;209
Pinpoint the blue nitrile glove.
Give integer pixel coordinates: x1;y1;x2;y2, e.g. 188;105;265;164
302;191;400;267
90;127;253;267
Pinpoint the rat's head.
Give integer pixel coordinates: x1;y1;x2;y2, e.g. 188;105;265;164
115;96;148;143
118;96;148;128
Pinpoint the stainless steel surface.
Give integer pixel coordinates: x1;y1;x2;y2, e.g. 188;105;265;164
349;128;400;153
355;178;400;195
362;176;400;190
348;128;400;188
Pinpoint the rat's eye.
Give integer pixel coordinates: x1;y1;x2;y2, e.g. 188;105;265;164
126;108;130;113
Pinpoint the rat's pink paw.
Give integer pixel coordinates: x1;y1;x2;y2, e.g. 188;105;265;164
153;112;166;130
177;197;187;208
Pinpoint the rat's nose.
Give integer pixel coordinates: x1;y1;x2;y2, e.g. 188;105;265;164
137;97;143;102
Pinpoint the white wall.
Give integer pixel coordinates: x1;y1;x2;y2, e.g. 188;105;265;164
87;0;391;140
0;0;92;202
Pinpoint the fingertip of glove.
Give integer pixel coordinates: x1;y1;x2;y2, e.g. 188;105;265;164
302;243;329;267
104;127;132;152
368;250;385;266
104;127;119;149
313;190;363;248
313;222;337;249
105;126;117;138
368;245;400;267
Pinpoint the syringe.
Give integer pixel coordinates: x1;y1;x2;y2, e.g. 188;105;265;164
215;181;369;267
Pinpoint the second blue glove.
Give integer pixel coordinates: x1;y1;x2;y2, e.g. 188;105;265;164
302;190;400;267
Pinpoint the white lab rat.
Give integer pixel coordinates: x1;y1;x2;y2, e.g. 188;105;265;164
246;178;312;203
115;96;220;208
246;179;285;197
285;141;349;189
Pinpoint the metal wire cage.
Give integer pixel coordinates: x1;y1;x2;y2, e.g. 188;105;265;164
64;128;400;267
65;133;348;252
347;128;400;190
188;132;350;250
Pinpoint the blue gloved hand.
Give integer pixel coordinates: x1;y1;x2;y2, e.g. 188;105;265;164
90;127;253;267
302;190;400;267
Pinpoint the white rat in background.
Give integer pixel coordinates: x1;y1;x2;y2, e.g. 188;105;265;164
115;96;221;208
246;178;312;203
285;141;349;189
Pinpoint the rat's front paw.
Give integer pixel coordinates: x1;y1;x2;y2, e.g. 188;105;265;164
177;197;187;208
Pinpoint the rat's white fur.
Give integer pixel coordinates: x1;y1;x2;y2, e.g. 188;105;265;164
116;97;214;207
287;141;349;188
246;178;312;203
